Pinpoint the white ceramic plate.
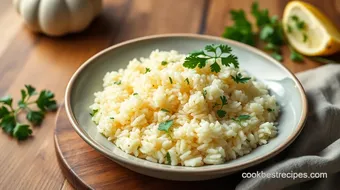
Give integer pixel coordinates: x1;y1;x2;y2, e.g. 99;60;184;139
65;34;307;181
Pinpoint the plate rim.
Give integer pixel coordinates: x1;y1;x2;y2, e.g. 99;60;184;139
64;33;308;173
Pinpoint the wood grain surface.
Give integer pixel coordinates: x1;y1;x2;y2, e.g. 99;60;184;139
0;0;339;189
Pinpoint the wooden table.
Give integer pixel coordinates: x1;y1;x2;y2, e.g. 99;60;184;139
0;0;338;189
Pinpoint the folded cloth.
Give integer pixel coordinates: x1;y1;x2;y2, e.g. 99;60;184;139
236;64;340;190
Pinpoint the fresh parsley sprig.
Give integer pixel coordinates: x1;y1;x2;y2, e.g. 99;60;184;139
222;1;306;63
0;85;57;140
222;10;255;46
183;44;239;73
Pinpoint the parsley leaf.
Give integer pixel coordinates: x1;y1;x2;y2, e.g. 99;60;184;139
114;81;121;85
216;96;228;118
185;78;190;85
25;85;37;96
303;33;308;43
233;115;251;123
169;77;173;84
36;90;57;112
251;2;285;61
166;152;171;165
133;93;138;96
158;120;174;133
289;48;304;62
217;110;227;118
183;53;207;69
267;108;274;112
161;108;169;113
161;61;168;65
0;96;13;107
221;54;239;69
271;52;283;61
26;111;44;126
220;96;227;106
287;24;293;33
0;106;10;119
202;90;207;99
13;124;32;140
90;109;98;117
183;44;239;73
222;10;255;46
0;115;16;134
232;73;251;84
145;68;151;73
210;62;221;73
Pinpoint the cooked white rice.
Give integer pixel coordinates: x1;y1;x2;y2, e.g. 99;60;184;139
90;50;280;167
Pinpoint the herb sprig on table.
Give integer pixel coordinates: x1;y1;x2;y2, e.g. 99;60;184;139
0;85;57;140
223;1;303;62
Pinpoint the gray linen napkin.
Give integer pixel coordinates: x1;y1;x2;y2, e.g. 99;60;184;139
236;64;340;190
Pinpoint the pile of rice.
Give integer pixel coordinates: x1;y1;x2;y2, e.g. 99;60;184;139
90;50;279;167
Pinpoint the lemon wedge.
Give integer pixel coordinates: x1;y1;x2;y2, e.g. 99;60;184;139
283;1;340;56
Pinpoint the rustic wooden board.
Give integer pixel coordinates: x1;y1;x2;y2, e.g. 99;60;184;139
55;104;244;190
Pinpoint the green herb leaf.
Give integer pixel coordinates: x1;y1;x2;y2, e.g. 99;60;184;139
110;117;114;120
161;61;168;65
90;109;98;117
251;1;271;28
185;78;190;85
36;90;57;112
202;90;207;99
233;115;251;123
267;108;274;112
221;54;239;68
166;152;171;165
161;108;169;113
25;85;37;96
114;81;121;85
169;77;173;84
220;96;227;106
145;68;151;73
232;73;251;84
20;90;27;102
0;106;10;119
303;33;308;42
217;110;227;118
183;53;207;69
289;48;304;62
133;93;138;96
0;96;13;106
158;120;174;133
183;44;238;72
271;52;283;61
13;124;32;140
222;10;255;46
0;115;16;134
26;111;45;126
210;62;221;73
264;43;279;51
260;25;275;40
287;25;293;33
213;103;220;109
